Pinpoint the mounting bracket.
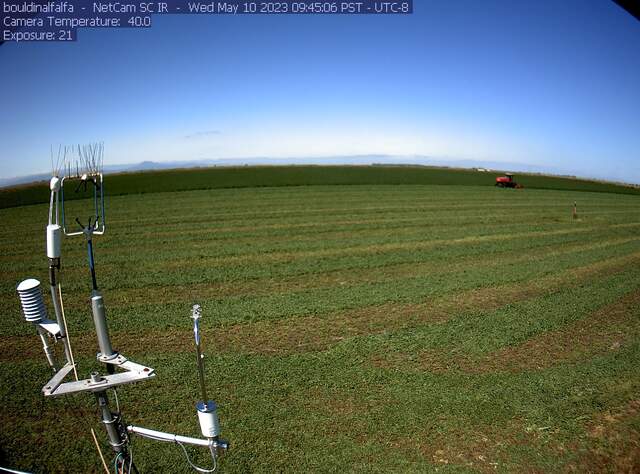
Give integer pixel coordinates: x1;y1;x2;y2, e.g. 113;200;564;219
43;354;155;397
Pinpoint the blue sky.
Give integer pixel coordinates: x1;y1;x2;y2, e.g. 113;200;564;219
1;1;639;183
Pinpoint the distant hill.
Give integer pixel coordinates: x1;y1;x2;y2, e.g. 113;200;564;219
0;155;587;189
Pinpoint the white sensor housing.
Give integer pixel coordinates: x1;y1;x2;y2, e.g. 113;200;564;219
47;224;62;259
196;401;220;438
50;176;61;192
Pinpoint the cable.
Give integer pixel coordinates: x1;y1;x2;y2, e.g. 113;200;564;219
111;390;137;474
0;467;33;474
113;453;122;474
127;449;133;474
129;431;217;473
176;440;217;474
127;428;136;474
112;388;120;414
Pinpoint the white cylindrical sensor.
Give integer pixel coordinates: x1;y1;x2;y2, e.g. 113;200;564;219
47;224;62;259
196;401;220;438
16;278;48;323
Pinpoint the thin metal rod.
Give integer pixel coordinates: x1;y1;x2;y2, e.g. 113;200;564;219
57;282;78;380
55;189;59;226
195;321;208;402
87;238;98;291
49;191;55;226
36;326;57;370
49;264;72;365
50;283;72;364
93;181;99;226
192;305;208;402
127;425;210;447
100;175;106;231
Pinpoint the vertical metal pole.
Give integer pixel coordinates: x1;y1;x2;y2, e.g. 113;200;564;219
100;176;106;231
192;305;208;402
95;388;139;473
96;389;126;453
85;230;116;361
94;180;99;226
87;237;98;291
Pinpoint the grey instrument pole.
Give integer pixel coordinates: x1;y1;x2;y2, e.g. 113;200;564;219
78;217;116;363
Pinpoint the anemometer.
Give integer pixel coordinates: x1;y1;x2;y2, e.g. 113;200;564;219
16;144;229;473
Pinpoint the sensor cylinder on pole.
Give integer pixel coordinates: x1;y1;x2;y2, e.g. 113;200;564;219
197;401;221;438
92;291;115;360
191;304;226;447
46;224;61;259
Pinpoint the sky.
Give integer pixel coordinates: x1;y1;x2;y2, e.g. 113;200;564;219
1;1;639;183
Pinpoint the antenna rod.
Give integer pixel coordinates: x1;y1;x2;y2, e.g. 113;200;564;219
77;217;99;291
191;304;208;402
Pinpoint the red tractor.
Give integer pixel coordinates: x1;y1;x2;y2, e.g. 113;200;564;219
495;173;520;188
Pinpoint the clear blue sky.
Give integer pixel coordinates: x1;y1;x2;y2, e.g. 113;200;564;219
1;1;639;183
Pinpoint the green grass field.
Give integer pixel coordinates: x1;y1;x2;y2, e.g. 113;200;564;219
1;165;639;209
1;170;640;472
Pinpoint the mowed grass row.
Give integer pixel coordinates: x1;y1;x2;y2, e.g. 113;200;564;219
1;183;640;472
2;231;639;339
1;215;637;284
1;184;636;237
0;185;637;272
1;187;639;332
